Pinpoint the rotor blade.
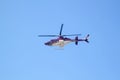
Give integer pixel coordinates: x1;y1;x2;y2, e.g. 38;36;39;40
62;34;81;36
38;35;59;37
59;24;64;35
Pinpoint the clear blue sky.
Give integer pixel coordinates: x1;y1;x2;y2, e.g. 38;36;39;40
0;0;120;80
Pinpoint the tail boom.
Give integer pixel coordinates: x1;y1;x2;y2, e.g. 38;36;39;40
78;34;89;43
74;34;90;45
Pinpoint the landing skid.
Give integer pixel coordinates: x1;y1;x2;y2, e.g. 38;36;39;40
55;47;64;50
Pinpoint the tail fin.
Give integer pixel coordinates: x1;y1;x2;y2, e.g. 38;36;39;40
75;36;78;45
85;34;89;43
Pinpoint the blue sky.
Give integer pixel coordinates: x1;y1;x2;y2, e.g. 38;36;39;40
0;0;120;80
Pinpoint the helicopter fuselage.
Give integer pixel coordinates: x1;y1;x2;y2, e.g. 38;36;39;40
44;36;73;47
44;36;89;47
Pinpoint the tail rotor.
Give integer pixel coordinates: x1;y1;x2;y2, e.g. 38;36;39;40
85;34;89;43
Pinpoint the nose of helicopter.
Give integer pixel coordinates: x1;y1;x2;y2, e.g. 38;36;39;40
45;42;49;45
45;42;51;46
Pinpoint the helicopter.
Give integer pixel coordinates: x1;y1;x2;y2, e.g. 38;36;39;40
38;24;89;47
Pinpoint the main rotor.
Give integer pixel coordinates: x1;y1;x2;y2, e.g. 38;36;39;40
38;24;81;37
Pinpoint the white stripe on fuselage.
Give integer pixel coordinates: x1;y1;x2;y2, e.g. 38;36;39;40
52;40;72;47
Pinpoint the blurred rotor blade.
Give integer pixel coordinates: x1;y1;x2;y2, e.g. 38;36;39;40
62;34;81;36
59;24;64;35
38;35;59;37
